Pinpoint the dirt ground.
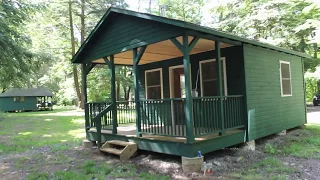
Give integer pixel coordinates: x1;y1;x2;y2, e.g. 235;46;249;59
1;106;320;180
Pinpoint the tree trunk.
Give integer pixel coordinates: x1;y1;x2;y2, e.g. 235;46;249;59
138;0;141;11
69;0;81;107
124;87;131;101
116;79;120;101
79;0;86;109
148;0;152;12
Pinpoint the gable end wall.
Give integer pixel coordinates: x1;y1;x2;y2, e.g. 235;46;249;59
83;14;183;62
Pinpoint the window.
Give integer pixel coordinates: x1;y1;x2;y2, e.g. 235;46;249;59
280;61;292;96
200;58;227;96
145;68;163;99
13;96;25;102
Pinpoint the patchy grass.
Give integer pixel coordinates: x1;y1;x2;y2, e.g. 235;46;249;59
230;157;297;180
0;108;85;154
263;125;320;158
26;160;170;180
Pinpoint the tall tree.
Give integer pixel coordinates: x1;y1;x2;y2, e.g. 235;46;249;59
154;0;205;24
0;0;35;91
209;0;320;72
68;0;81;107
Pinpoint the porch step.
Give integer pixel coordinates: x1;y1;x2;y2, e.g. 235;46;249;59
100;140;137;160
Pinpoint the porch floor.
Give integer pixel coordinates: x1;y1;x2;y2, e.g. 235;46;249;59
88;125;243;143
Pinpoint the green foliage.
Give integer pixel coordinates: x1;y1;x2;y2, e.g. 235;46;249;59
305;77;319;102
27;172;50;180
139;172;170;180
52;171;89;180
264;143;277;154
154;0;205;24
209;0;320;71
0;0;34;90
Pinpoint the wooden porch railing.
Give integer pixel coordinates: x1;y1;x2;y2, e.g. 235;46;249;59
87;102;112;129
193;95;245;137
116;101;136;125
87;101;136;130
87;95;245;140
138;95;245;137
139;98;186;137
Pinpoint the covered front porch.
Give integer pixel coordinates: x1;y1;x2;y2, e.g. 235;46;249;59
75;8;248;157
82;33;247;156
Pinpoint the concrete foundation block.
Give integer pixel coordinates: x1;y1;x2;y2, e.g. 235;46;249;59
277;130;286;136
83;139;95;149
242;140;255;151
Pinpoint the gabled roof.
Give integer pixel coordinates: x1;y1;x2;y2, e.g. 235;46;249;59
71;7;310;63
0;88;53;97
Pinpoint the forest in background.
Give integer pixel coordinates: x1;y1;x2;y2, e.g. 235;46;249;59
1;0;320;106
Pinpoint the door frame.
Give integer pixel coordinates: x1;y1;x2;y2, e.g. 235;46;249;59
169;64;192;98
169;64;191;132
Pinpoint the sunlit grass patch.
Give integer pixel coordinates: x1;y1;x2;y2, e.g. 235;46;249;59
0;108;85;154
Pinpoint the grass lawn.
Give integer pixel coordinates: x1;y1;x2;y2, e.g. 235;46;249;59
0;107;85;154
0;107;170;180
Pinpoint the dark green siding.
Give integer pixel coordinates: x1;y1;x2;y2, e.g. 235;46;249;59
83;14;183;62
0;97;37;111
243;44;306;141
139;46;246;99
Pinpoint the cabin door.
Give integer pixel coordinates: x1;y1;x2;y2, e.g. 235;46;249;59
169;65;186;127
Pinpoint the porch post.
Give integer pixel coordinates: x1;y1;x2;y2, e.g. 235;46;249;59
215;41;225;135
110;55;117;134
82;63;89;130
182;35;195;143
133;48;142;137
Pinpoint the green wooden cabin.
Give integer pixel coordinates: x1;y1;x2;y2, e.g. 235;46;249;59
72;8;309;157
0;88;53;112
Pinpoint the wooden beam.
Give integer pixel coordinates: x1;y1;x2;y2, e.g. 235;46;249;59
133;48;142;137
186;31;242;46
182;35;195;144
85;63;96;75
215;42;225;135
82;63;89;130
170;38;183;52
135;46;147;65
110;55;117;134
103;57;111;68
188;37;200;53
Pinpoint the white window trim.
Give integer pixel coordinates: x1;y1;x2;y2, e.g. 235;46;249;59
145;68;163;99
279;60;292;97
199;57;228;96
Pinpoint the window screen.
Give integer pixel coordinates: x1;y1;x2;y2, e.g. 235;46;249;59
145;69;162;99
280;61;292;96
200;59;227;96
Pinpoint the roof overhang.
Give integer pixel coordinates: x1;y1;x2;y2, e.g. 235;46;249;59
71;7;311;64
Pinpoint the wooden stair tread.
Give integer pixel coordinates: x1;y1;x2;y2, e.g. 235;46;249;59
107;140;136;146
100;147;122;155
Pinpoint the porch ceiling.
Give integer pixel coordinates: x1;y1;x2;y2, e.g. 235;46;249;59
92;36;233;65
